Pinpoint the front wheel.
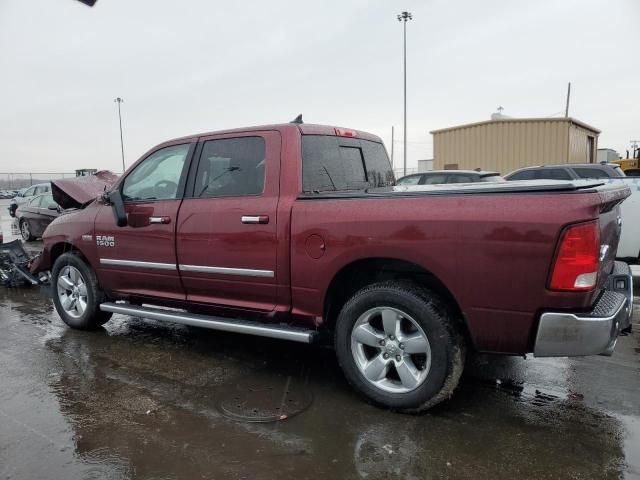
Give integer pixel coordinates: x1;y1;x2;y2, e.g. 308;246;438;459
51;252;112;329
335;281;466;412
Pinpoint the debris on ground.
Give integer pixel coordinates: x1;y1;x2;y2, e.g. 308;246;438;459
0;240;40;287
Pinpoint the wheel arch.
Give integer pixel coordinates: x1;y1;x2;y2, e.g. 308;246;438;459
322;257;471;344
50;242;92;269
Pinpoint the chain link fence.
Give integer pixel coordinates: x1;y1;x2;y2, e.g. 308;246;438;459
0;173;76;190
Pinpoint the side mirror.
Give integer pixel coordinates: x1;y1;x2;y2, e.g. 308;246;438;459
107;190;128;227
47;204;58;211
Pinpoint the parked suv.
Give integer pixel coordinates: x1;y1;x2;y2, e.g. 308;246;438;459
505;163;625;181
8;183;51;217
397;170;503;185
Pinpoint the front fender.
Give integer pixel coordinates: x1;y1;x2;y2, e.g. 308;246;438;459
32;206;100;273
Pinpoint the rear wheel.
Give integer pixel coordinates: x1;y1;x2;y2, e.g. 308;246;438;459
51;252;112;329
335;281;465;412
19;219;35;241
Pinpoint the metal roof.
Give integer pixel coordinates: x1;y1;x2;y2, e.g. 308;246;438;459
430;117;600;135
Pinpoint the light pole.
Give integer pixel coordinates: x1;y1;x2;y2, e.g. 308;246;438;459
114;97;125;172
397;11;412;177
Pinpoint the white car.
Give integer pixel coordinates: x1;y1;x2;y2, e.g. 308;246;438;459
8;183;51;218
606;178;640;260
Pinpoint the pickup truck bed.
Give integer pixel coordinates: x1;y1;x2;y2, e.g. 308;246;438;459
33;122;632;412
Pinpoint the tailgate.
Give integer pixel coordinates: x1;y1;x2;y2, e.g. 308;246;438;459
594;182;631;289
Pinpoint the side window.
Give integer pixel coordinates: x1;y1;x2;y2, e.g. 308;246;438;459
397;175;421;186
29;195;43;207
42;194;56;208
24;187;36;197
194;137;265;198
508;170;536;180
122;144;190;201
447;175;474;183
540;168;572;180
573;168;610;179
422;174;447;184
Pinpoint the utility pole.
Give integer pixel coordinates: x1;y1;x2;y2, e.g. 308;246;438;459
397;11;412;177
564;82;571;117
391;126;395;170
114;97;125;172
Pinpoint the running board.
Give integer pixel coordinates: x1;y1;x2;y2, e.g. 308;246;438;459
99;302;317;344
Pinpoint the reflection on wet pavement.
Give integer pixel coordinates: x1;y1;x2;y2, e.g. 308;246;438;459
1;283;639;480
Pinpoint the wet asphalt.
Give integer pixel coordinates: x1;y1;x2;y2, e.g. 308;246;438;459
1;201;639;480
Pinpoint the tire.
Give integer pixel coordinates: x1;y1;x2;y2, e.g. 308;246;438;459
51;252;112;330
19;219;35;242
334;281;466;412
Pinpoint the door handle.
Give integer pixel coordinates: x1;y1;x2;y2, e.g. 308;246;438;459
149;216;171;224
241;215;269;224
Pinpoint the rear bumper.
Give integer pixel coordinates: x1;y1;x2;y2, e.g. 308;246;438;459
534;261;633;357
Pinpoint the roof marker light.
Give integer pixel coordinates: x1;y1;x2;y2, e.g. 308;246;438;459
335;128;357;138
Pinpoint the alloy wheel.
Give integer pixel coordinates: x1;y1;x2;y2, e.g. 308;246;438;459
56;266;88;319
350;306;432;393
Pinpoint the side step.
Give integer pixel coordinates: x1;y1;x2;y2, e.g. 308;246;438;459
99;302;318;344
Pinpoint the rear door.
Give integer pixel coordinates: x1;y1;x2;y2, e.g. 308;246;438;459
94;142;194;300
176;131;281;312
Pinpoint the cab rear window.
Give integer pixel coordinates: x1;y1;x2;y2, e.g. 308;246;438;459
302;135;394;193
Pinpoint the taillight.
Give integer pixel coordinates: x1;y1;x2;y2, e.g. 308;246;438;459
549;221;600;291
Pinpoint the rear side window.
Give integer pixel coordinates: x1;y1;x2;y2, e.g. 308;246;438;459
573;167;611;179
302;136;393;192
511;168;571;180
194;137;265;198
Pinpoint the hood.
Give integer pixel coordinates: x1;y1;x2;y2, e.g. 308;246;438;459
51;171;120;210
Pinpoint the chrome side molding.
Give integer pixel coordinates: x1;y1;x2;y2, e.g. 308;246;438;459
99;302;316;344
100;258;177;270
179;264;274;278
99;258;273;278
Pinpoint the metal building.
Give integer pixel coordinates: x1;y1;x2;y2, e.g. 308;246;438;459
430;117;600;174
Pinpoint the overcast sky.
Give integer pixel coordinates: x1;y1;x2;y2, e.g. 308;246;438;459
1;0;638;174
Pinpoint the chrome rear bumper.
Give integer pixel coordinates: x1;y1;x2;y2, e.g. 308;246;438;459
534;261;633;357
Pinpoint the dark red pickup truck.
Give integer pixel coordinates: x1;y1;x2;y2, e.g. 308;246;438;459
34;122;633;412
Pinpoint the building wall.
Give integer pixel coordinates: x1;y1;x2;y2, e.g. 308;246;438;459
567;123;598;164
597;149;620;163
432;119;598;174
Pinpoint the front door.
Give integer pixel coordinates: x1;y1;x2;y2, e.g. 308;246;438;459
177;131;280;312
94;142;194;300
